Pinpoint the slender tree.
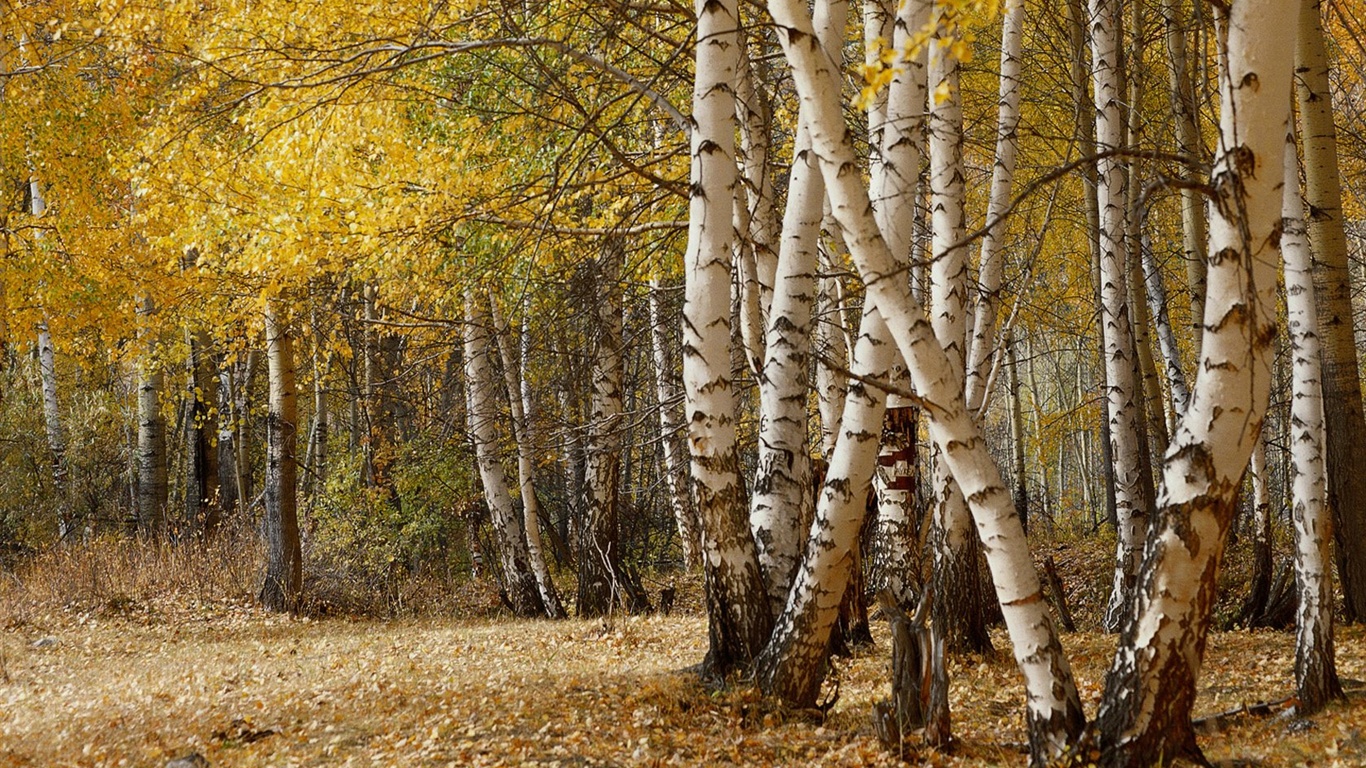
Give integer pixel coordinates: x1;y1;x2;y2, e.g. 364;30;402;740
1281;129;1343;714
260;302;303;613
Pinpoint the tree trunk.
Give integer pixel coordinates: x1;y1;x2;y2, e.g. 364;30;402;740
1281;129;1343;714
37;321;71;540
684;0;774;676
1091;0;1152;634
1007;330;1029;534
648;279;701;568
30;175;70;541
769;0;1085;758
463;293;547;619
749;0;844;619
758;299;894;705
491;294;566;619
185;329;220;538
579;240;645;617
136;297;168;536
1087;2;1294;761
964;0;1025;413
1238;432;1273;625
870;0;930;610
1296;0;1366;623
216;359;240;523
260;303;303;613
925;1;992;657
1160;0;1208;349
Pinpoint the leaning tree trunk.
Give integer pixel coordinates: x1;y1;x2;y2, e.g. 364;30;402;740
1091;0;1152;634
260;303;303;613
683;0;773;675
1296;0;1366;623
490;294;566;619
463;293;547;619
1281;129;1343;714
1087;2;1295;762
136;297;168;536
748;0;842;619
757;300;895;706
769;0;1086;759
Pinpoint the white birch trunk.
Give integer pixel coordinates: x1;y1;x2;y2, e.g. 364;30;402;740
768;0;1085;758
871;0;930;588
463;294;547;619
1091;0;1150;634
490;293;565;619
1140;236;1191;417
30;179;72;540
748;0;843;618
1281;130;1342;714
685;0;772;672
925;2;992;654
649;280;701;567
136;296;168;535
964;0;1025;413
1297;0;1366;623
758;300;895;705
1089;2;1295;760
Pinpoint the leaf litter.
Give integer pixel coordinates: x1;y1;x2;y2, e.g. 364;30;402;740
1;596;1363;767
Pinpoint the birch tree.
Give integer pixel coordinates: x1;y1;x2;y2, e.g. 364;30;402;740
1090;0;1152;633
490;294;566;618
1087;1;1296;760
136;296;168;535
1281;129;1342;715
767;0;1085;758
1296;0;1366;623
648;279;700;568
463;292;548;619
683;0;773;672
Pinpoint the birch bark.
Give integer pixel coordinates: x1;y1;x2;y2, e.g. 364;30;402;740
136;296;168;536
684;0;773;672
1088;2;1295;760
1090;0;1151;633
463;294;548;619
490;294;566;619
648;279;701;568
768;0;1085;758
1296;0;1366;622
1281;130;1343;714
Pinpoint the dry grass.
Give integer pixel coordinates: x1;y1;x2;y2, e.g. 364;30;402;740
1;539;1364;767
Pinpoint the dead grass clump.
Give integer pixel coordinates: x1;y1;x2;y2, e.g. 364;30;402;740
0;528;263;629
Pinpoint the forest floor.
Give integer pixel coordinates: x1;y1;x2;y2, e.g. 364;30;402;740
1;540;1365;767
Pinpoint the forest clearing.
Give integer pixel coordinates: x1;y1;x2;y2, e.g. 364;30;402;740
2;539;1364;768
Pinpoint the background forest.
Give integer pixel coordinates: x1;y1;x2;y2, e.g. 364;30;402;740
2;0;1366;765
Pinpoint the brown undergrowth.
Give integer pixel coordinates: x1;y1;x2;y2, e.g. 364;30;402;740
1;539;1364;767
